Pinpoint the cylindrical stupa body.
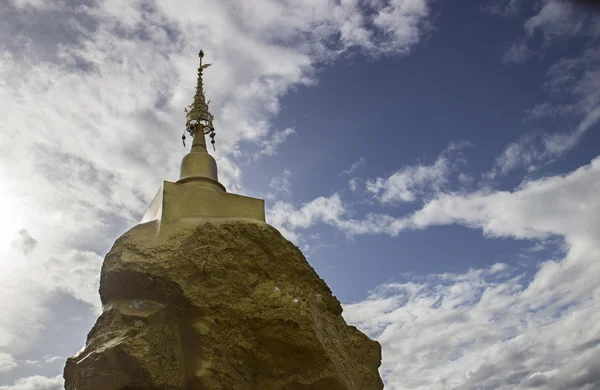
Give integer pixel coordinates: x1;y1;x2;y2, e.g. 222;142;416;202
177;127;225;192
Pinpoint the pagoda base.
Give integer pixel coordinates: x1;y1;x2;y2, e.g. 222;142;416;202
141;181;265;224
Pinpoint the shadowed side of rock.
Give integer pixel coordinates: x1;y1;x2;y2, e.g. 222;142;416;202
64;219;384;390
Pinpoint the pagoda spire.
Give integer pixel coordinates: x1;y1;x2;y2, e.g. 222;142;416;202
177;50;225;192
183;50;216;150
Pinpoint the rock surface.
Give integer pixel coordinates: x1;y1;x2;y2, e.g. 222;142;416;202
64;218;383;389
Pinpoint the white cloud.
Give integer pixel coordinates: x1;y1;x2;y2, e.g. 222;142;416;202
341;157;366;176
42;356;63;364
0;353;17;373
265;169;293;201
366;142;470;203
268;190;417;241
0;0;434;364
344;260;600;389
0;375;62;390
372;0;432;55
254;128;296;159
340;157;600;389
268;194;347;242
489;262;509;274
411;157;600;241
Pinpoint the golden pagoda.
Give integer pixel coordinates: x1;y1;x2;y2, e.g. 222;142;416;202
141;50;265;225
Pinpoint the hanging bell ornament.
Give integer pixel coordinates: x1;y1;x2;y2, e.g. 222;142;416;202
210;131;216;151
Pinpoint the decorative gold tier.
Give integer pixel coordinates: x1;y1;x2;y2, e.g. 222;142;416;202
141;181;265;225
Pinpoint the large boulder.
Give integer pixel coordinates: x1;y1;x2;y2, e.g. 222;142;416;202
64;218;383;389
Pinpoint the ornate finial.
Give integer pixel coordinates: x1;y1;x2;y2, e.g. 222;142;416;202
182;49;216;150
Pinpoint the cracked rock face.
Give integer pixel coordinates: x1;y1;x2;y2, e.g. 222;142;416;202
64;219;383;390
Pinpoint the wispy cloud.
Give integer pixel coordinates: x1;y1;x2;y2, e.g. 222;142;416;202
480;0;523;17
265;169;293;201
341;157;366;176
365;142;471;203
42;356;63;364
484;133;544;180
254;128;296;160
524;0;599;41
488;46;600;179
502;0;600;62
349;177;360;192
502;37;534;64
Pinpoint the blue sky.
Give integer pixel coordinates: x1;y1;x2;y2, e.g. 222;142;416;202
0;0;599;389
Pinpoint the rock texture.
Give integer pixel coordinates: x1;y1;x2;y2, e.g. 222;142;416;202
64;218;383;389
